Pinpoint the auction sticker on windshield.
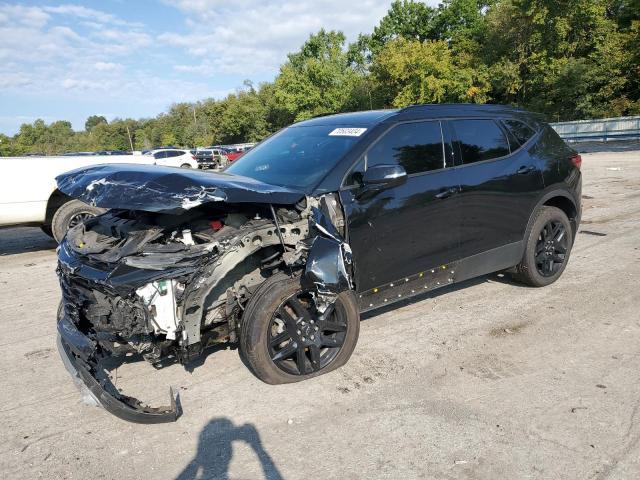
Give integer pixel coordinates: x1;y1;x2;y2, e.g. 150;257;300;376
329;127;367;137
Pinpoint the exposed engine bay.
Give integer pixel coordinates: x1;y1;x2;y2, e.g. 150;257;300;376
54;164;353;423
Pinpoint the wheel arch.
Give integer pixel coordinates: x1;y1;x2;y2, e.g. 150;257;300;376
524;189;579;240
542;194;578;236
44;189;73;227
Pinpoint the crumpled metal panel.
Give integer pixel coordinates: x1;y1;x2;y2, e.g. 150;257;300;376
56;164;305;214
302;207;352;294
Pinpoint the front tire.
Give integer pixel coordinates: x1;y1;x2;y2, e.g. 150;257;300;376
511;206;573;287
239;273;360;384
51;200;104;243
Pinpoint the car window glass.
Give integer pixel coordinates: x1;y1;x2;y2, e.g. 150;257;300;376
503;120;536;146
344;158;366;186
154;151;166;159
451;119;510;164
366;121;444;175
226;125;363;190
501;122;521;150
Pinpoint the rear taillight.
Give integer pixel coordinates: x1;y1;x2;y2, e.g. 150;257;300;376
571;154;582;169
192;155;196;160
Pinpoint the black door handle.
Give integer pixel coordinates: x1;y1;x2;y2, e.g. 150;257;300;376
517;165;534;175
435;187;458;199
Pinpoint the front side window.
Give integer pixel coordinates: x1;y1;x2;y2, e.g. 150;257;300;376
450;119;510;164
366;121;445;175
153;151;167;159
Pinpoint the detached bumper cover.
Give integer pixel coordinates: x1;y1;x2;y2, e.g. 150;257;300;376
57;314;180;424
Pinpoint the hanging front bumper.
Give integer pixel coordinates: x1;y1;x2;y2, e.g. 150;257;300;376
57;314;180;424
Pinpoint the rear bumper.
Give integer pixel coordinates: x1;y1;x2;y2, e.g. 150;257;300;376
57;313;180;424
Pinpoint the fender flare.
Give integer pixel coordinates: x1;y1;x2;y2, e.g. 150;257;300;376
524;186;579;242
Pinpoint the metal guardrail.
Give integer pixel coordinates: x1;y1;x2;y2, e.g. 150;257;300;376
550;116;640;143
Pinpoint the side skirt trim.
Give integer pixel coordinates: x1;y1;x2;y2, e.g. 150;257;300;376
358;241;523;312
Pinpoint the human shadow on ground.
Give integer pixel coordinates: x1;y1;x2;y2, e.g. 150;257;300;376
176;418;284;480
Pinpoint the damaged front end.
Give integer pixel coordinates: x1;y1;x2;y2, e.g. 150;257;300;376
55;164;353;423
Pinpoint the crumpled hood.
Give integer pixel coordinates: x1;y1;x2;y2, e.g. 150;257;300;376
56;163;305;213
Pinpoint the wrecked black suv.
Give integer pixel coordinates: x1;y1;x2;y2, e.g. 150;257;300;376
55;104;582;423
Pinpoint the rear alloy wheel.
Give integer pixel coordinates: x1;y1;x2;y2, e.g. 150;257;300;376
511;206;573;287
535;219;569;277
240;274;359;384
180;163;192;168
51;199;105;243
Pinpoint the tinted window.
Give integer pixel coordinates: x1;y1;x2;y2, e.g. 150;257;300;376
226;125;363;190
503;120;536;146
366;121;444;175
344;158;366;186
451;119;510;164
153;151;167;159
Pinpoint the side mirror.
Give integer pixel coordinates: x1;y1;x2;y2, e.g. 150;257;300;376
362;164;407;188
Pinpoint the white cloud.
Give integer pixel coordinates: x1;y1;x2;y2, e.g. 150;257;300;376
94;61;121;71
0;72;32;89
160;0;439;75
0;4;50;28
42;4;144;28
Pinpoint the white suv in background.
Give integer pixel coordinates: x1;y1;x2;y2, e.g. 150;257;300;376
149;149;199;168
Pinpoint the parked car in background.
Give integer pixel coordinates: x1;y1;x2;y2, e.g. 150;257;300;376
192;148;229;169
221;147;244;162
148;149;198;169
0;154;154;242
95;150;132;155
54;104;581;423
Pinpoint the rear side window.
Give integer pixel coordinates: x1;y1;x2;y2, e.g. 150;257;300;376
450;119;510;164
366;121;445;175
503;119;536;146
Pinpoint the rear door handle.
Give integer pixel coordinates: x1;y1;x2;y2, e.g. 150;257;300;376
517;165;534;175
435;187;458;199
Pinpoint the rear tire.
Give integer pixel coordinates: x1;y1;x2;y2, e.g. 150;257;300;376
180;163;192;168
51;200;104;243
511;206;573;287
239;273;360;385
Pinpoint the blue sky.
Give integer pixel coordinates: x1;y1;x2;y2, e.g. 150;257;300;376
0;1;438;135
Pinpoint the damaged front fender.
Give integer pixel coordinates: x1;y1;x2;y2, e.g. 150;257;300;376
302;206;353;295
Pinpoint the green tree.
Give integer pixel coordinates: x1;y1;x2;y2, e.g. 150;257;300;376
85;115;107;131
371;37;490;107
274;29;362;121
483;0;633;119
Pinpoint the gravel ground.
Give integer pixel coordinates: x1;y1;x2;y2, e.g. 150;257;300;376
0;149;639;480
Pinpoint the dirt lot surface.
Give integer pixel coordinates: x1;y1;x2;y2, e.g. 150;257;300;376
1;148;639;480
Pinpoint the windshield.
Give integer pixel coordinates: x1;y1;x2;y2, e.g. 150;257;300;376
225;125;365;191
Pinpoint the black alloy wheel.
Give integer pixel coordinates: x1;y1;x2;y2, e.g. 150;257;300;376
268;292;347;376
535;220;569;277
511;205;573;287
239;273;359;384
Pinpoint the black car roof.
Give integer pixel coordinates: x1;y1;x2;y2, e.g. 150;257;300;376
293;104;538;128
293;109;399;127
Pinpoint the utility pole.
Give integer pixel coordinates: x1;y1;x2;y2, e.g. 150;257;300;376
126;124;134;152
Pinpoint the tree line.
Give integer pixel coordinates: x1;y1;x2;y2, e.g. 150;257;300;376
1;0;638;156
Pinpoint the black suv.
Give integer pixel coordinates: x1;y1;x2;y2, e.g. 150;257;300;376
55;104;581;423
